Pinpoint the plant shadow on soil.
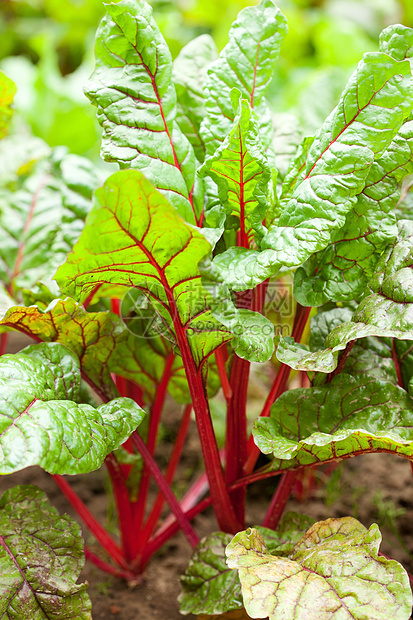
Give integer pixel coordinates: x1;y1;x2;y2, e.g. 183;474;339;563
1;335;413;619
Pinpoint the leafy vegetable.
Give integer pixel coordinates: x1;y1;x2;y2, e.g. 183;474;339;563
0;342;145;474
0;485;91;618
0;71;16;139
226;519;412;620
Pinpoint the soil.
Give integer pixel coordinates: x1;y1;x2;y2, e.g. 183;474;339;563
2;334;413;619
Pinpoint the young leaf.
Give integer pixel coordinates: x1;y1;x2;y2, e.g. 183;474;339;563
380;24;413;63
179;514;313;617
85;0;201;224
253;373;413;469
179;532;243;617
0;485;91;618
199;98;271;243
0;151;100;298
0;71;16;140
0;342;145;474
294;119;413;306
226;519;412;620
173;35;218;163
210;45;413;292
200;0;288;155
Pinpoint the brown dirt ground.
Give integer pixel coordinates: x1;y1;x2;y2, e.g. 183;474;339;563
2;334;413;619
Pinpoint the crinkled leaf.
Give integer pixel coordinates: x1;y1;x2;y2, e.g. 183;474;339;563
199;98;271;240
180;513;314;617
0;133;50;186
0;485;91;618
272;113;303;181
173;35;217;163
295;119;413;306
55;170;235;367
0;150;100;298
380;24;413;63
210;46;413;292
254;373;413;469
179;532;243;616
0;72;16;140
0;342;145;474
226;519;412;620
200;0;288;156
85;0;202;224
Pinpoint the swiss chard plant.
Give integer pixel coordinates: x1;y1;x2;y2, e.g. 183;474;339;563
1;0;413;617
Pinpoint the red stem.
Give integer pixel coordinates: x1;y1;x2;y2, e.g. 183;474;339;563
105;453;137;563
83;284;103;309
225;353;250;527
215;347;233;401
326;340;356;383
166;283;241;533
133;352;174;539
141;403;193;544
262;470;298;530
130;432;200;553
51;474;127;569
84;547;138;581
243;303;311;475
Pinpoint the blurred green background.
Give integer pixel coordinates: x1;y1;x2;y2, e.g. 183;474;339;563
1;0;412;159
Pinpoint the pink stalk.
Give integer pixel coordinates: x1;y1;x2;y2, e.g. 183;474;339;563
392;339;404;388
131;431;200;549
52;474;127;569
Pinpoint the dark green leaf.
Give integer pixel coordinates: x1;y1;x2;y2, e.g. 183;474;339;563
0;485;91;618
254;373;413;469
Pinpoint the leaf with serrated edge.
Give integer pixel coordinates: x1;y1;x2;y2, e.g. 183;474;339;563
85;0;202;224
0;71;16;140
173;35;217;163
226;520;412;620
253;373;413;470
200;0;288;156
199;97;271;241
0;342;145;474
0;485;91;618
209;46;413;292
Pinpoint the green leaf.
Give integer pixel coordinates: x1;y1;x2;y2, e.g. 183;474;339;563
173;34;217;163
200;0;288;156
0;71;16;140
210;46;413;292
380;24;413;63
0;294;188;403
179;532;243;616
85;0;202;224
253;373;413;469
55;170;234;367
0;150;100;299
0;342;145;474
199;98;271;241
272;113;303;181
0;485;91;618
226;520;412;620
294;119;413;306
179;513;314;617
